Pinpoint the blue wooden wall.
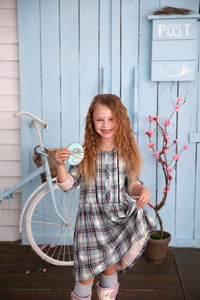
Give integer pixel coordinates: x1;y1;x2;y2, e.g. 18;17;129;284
17;0;200;247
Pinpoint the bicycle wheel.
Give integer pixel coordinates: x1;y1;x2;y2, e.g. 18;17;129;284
26;182;79;266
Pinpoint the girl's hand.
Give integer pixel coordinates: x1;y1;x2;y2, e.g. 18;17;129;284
136;187;151;209
55;148;70;166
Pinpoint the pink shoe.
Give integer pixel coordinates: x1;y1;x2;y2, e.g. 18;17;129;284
96;281;120;300
71;291;91;300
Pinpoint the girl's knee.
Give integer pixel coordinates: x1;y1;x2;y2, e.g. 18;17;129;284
102;263;117;275
79;276;95;285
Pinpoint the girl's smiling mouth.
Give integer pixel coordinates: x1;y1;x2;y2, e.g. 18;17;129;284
101;129;113;133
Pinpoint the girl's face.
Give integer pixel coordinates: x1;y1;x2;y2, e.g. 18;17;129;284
93;104;118;143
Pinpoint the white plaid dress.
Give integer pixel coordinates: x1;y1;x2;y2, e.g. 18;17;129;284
58;149;156;281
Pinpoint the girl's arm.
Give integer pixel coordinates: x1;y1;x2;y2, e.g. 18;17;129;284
131;184;151;209
55;148;70;183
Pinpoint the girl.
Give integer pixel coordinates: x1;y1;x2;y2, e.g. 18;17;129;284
55;94;156;300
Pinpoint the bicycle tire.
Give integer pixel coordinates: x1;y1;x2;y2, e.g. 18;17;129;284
26;182;79;266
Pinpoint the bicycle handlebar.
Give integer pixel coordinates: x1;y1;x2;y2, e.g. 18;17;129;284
13;111;48;131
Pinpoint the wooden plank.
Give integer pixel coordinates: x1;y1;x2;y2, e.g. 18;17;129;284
0;162;21;177
0;62;19;78
79;0;99;140
0;177;20;191
189;132;200;143
176;83;197;238
0;227;21;241
0;0;17;8
0;44;19;61
174;248;200;300
0;8;17;26
156;82;177;237
0;244;189;300
0;27;18;43
179;0;200;12
0;96;20;111
60;0;80;146
17;0;42;244
0;145;21;160
0;130;20;145
138;0;160;211
121;0;139;117
99;0;111;93
194;22;200;239
111;0;120;96
0;78;19;96
40;0;61;148
0;193;21;210
0;210;21;226
0;112;20;129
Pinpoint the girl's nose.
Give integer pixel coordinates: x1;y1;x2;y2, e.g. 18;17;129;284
103;121;108;127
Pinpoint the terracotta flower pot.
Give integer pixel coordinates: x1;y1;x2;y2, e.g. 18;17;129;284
145;230;171;264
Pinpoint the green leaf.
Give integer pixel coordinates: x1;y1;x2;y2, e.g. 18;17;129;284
36;268;42;273
151;233;162;240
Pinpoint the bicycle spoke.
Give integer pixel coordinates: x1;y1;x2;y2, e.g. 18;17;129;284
26;182;78;266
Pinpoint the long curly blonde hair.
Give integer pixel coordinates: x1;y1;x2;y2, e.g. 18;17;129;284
79;94;143;183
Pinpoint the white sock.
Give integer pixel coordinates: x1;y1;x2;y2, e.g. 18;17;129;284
100;272;118;288
73;281;93;298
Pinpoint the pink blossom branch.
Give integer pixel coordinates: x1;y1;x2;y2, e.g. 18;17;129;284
145;92;188;238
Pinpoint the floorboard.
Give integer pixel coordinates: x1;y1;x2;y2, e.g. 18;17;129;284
0;242;199;299
173;248;200;300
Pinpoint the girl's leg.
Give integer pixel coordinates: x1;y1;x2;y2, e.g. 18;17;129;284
96;264;120;299
101;264;118;288
71;276;94;300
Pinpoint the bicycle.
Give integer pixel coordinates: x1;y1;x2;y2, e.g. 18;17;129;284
0;111;83;266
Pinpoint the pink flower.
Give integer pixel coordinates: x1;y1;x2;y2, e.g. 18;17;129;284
168;174;173;181
49;244;56;248
166;136;170;143
173;154;181;160
25;270;30;274
163;131;168;137
163;186;171;194
153;152;160;158
176;97;182;104
144;129;154;137
183;145;189;150
152;116;159;122
174;139;178;144
148;143;155;149
167;168;173;174
148;115;153;122
164;119;170;126
39;245;47;250
163;146;169;153
42;269;47;273
174;105;180;111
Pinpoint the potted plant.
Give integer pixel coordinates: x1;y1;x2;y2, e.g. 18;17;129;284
144;92;189;263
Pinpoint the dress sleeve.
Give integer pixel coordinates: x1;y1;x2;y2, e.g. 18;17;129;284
124;176;143;197
56;174;75;190
56;165;80;192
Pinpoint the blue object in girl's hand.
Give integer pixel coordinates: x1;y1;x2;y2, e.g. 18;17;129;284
68;142;84;165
